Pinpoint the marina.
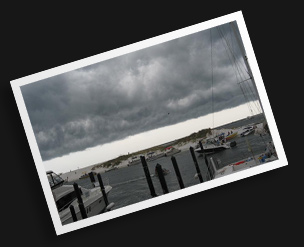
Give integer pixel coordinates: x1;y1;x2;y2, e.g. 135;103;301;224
61;114;276;217
48;20;277;224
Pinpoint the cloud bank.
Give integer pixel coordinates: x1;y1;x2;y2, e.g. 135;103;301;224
21;23;255;161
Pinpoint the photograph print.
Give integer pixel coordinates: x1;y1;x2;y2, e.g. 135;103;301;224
11;11;287;235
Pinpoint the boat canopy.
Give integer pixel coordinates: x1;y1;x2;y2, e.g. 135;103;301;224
47;171;64;190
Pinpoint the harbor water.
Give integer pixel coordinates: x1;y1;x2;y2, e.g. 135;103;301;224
68;114;274;211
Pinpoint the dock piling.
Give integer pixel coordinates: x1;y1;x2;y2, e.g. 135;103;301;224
190;147;204;183
171;156;185;189
155;164;169;194
97;173;109;206
140;156;157;197
73;183;88;219
89;172;96;183
199;141;214;180
69;205;78;222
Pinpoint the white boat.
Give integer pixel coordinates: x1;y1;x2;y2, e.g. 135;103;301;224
194;135;236;154
47;171;112;225
209;152;277;179
128;156;141;166
239;126;255;137
204;141;277;179
195;153;277;179
146;151;165;161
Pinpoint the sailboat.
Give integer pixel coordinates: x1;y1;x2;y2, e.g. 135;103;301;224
195;25;244;154
227;22;263;116
199;23;277;179
195;135;236;154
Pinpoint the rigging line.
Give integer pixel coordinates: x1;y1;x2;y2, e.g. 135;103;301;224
230;22;265;115
217;26;253;115
217;27;244;82
245;80;262;113
217;26;256;116
245;81;258;104
239;78;260;113
221;26;249;78
218;26;249;79
210;28;214;131
242;81;258;115
241;79;259;114
224;29;249;81
239;82;254;115
217;25;250;109
217;27;246;82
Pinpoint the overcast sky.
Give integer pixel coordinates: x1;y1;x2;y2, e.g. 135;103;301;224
21;22;259;170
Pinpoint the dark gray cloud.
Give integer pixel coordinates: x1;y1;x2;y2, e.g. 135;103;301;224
21;22;257;160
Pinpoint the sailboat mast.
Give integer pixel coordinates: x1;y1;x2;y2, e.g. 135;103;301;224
229;22;264;115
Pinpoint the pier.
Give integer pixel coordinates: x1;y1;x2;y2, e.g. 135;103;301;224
63;119;276;224
140;144;213;196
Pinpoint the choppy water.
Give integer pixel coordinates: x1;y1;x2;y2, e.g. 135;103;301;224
70;113;274;211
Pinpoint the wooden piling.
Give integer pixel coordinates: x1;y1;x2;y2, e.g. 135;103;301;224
69;205;78;222
189;147;204;183
171;156;185;189
199;141;214;180
73;183;88;219
155;164;169;194
89;172;96;183
97;173;109;206
140;156;157;197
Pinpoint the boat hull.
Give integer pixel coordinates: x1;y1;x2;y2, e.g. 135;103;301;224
195;146;227;154
60;186;112;225
226;132;237;140
241;130;254;137
127;159;141;166
147;153;165;161
165;149;181;157
212;154;277;179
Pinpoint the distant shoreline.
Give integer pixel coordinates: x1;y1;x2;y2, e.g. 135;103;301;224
60;113;266;182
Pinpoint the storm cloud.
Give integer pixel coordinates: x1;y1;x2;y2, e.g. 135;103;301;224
21;23;256;160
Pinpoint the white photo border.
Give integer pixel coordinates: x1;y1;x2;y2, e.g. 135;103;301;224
10;11;288;235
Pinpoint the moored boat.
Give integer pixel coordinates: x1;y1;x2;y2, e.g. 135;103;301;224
239;125;255;137
146;151;165;161
194;135;236;154
226;131;237;140
204;141;277;179
47;171;113;225
128;156;141;166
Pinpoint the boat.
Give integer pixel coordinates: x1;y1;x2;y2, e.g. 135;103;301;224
194;135;236;154
209;151;277;179
47;170;112;225
239;126;255;137
195;142;277;180
146;151;165;161
226;131;237;140
164;146;181;156
127;156;141;166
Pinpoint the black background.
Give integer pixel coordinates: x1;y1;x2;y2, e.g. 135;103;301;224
7;4;296;246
